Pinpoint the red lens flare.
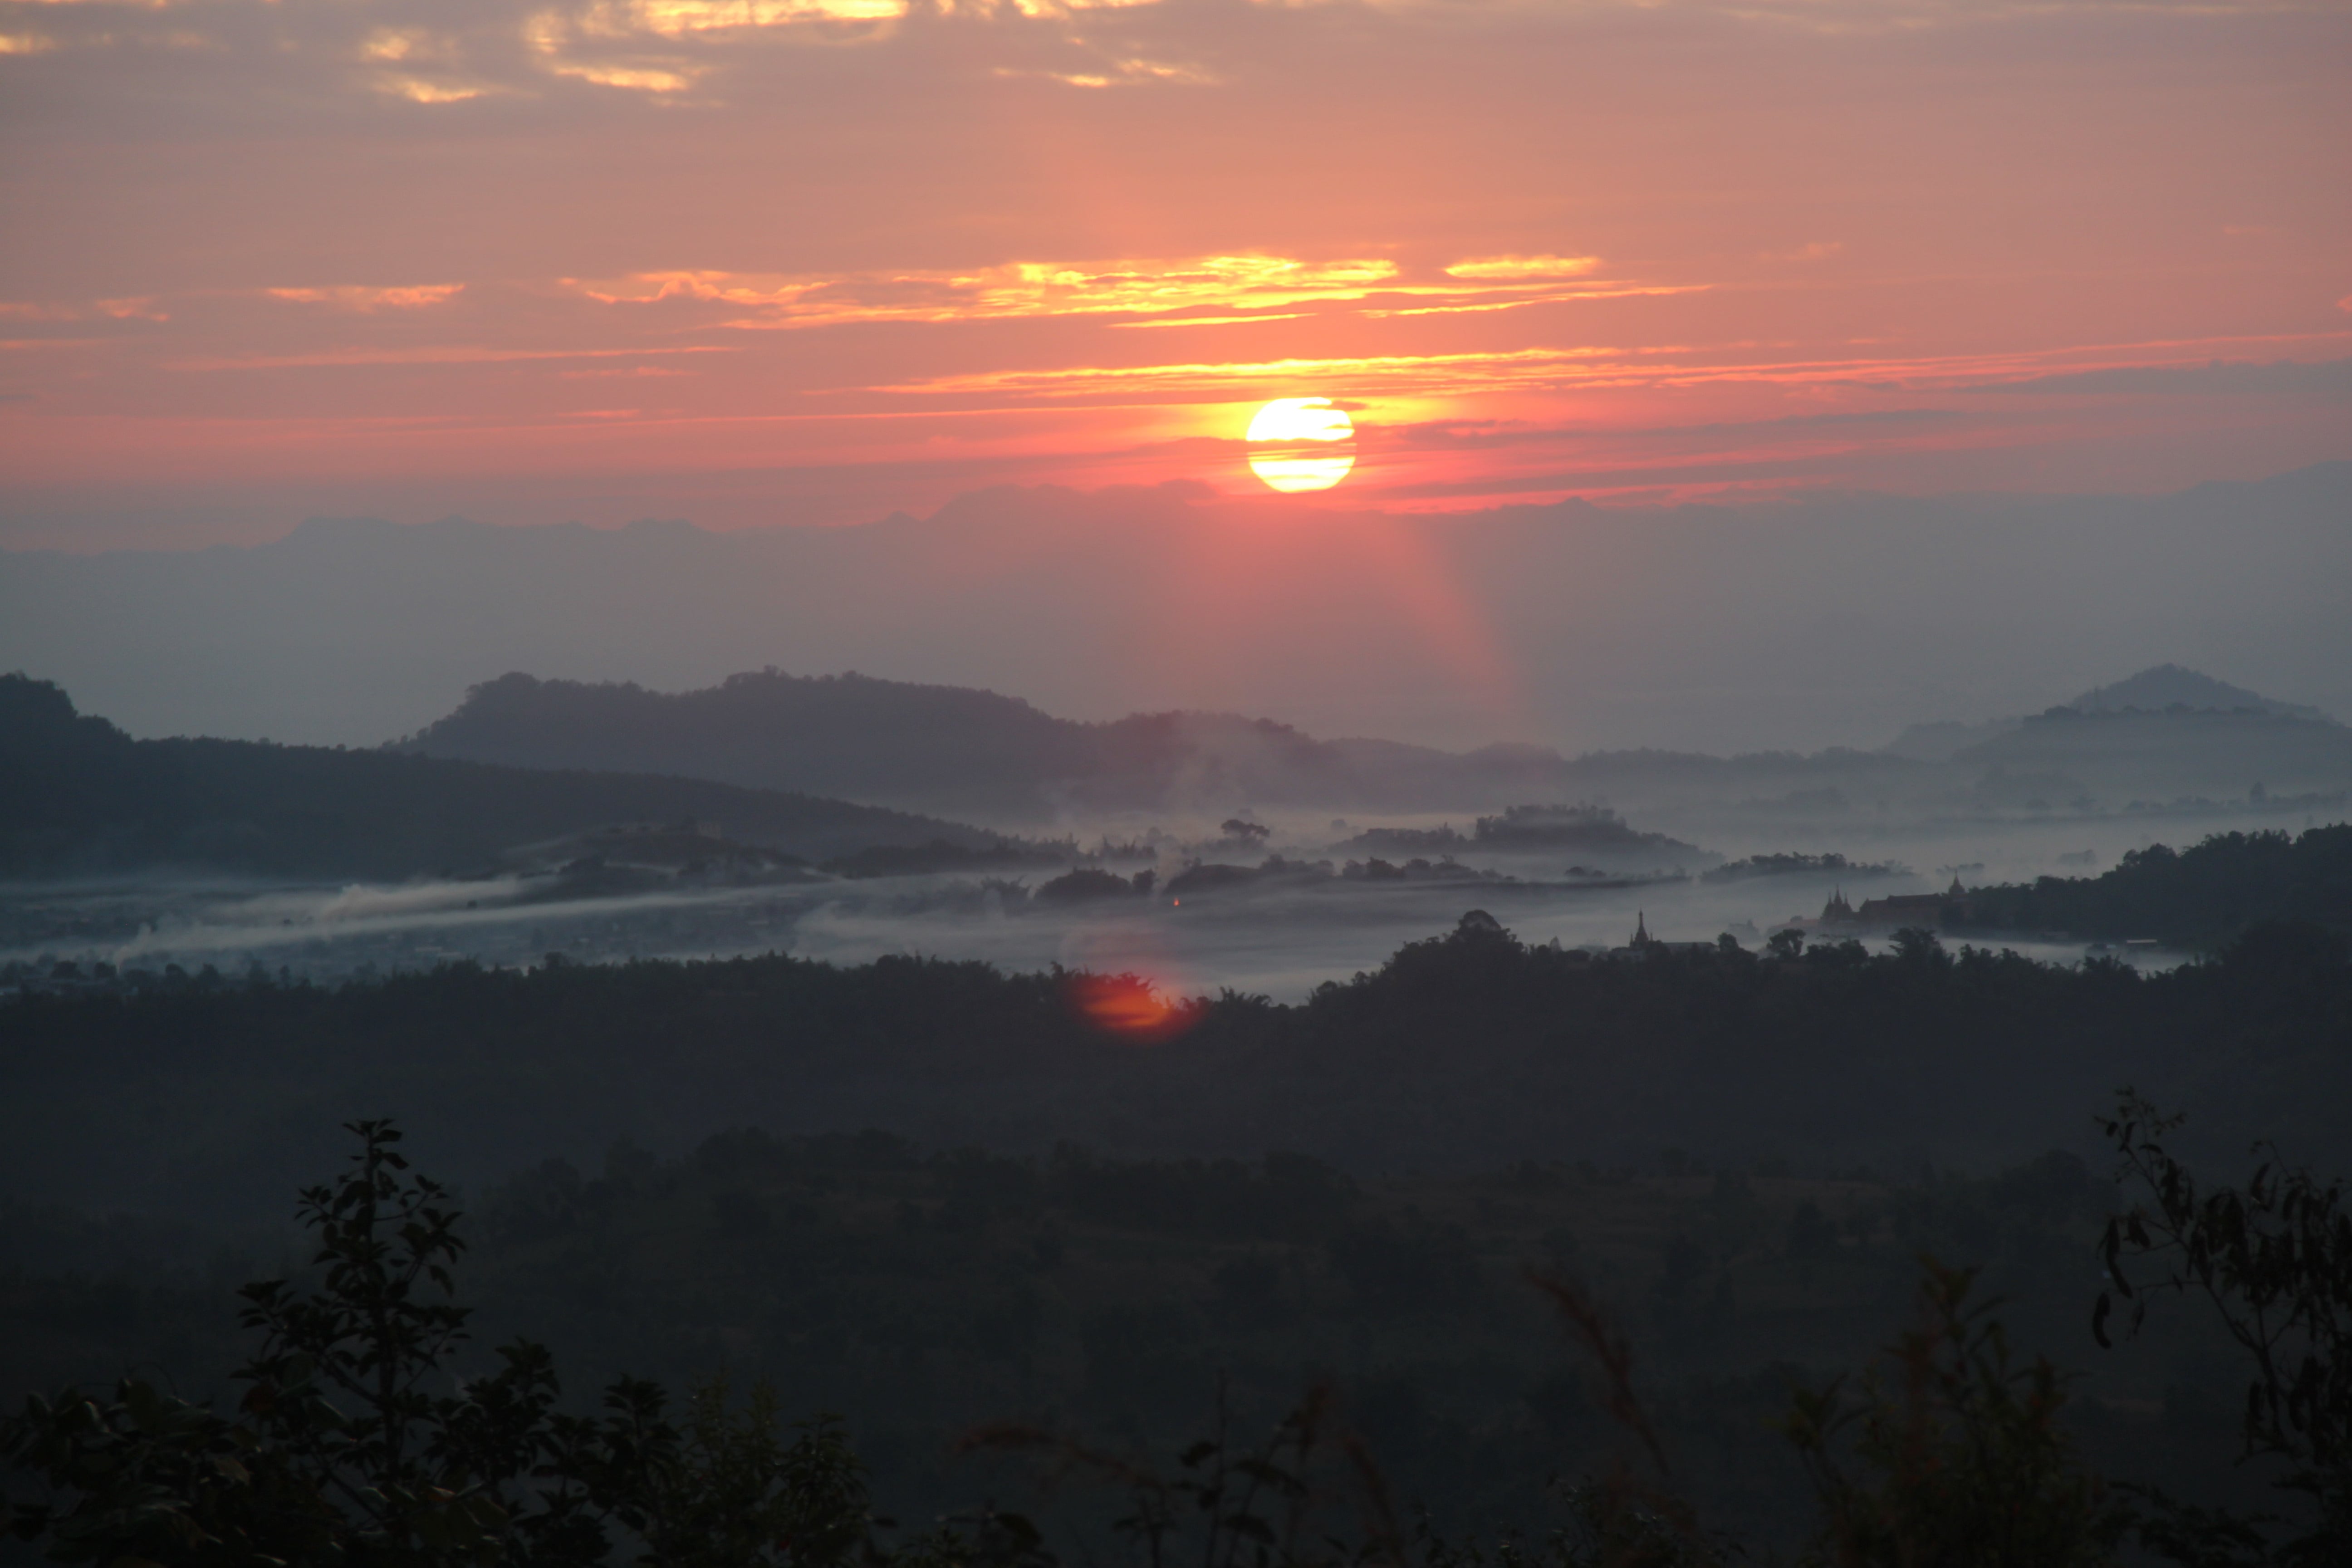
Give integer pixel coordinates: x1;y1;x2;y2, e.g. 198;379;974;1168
1064;972;1199;1044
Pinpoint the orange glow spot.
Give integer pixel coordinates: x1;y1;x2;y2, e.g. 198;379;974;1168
1066;972;1198;1044
1247;397;1355;493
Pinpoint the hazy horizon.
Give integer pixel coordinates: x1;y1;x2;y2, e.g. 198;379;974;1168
7;461;2348;760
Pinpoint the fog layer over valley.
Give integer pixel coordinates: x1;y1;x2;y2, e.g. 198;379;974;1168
9;660;2347;995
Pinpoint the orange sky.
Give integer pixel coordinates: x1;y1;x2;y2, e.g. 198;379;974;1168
2;0;2348;547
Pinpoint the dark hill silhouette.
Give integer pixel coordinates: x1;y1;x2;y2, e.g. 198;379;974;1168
400;661;2352;828
1965;824;2352;948
0;673;1000;880
396;669;1599;820
395;668;1930;823
2068;662;2332;721
399;670;1100;818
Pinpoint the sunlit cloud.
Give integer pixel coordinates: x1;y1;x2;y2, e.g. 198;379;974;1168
265;284;467;312
623;0;907;32
1444;255;1601;281
516;0;906;92
890;346;1618;400
997;46;1215;87
564;256;1695;333
376;75;490;103
1025;59;1213;87
167;344;739;371
876;331;2352;410
548;59;702;89
567;255;1406;326
1112;313;1312;329
525;7;715;95
358;28;437;62
1361;284;1705;318
357;28;497;98
997;0;1160;17
7;296;171;322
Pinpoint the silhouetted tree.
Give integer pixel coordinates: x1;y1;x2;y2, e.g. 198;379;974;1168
2096;1094;2352;1564
1786;1261;2124;1567
2;1122;882;1567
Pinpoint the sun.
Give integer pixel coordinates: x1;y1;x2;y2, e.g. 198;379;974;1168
1246;397;1356;493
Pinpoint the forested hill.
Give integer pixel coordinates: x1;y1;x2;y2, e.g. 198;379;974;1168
1966;824;2352;947
0;674;1001;879
400;668;1101;817
5;911;2346;1223
393;669;1598;819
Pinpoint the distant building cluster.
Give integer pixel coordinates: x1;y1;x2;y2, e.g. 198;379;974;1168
1607;911;1721;959
1779;877;1972;936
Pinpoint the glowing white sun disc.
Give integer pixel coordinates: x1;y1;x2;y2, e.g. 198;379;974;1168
1247;397;1355;493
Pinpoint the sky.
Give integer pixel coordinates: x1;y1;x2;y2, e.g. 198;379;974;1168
2;0;2348;550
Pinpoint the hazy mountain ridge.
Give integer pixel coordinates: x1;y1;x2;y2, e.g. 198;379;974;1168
2068;662;2334;721
1949;706;2352;807
1884;662;2340;762
397;670;1099;819
1871;662;2352;805
389;659;2352;831
399;668;1597;821
6;464;2347;757
0;674;1006;880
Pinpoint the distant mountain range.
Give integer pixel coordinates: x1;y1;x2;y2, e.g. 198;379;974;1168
5;466;2347;759
395;669;1597;822
5;654;2346;886
394;662;2352;827
0;675;1002;880
394;668;1947;825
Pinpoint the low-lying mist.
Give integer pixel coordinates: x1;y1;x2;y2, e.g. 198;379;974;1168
5;803;2241;999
